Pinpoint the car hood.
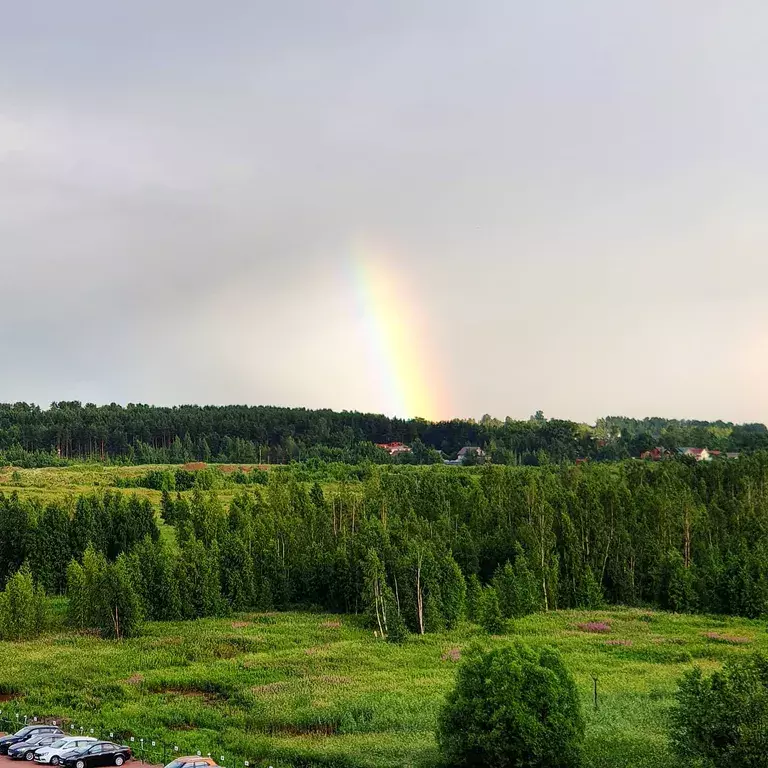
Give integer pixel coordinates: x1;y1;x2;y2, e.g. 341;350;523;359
0;736;23;744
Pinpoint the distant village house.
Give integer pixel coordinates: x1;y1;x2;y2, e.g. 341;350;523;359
640;447;673;461
677;447;711;462
375;442;412;456
641;446;740;462
444;446;486;466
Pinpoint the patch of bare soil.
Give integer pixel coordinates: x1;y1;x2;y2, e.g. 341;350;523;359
160;687;221;704
703;631;752;645
441;648;461;662
0;692;19;702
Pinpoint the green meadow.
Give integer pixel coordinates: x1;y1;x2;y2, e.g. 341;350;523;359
0;464;263;517
2;607;765;768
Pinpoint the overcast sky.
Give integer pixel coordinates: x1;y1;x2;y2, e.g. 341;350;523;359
1;1;767;424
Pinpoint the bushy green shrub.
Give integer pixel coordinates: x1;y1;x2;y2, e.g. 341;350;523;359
670;652;768;767
437;643;584;768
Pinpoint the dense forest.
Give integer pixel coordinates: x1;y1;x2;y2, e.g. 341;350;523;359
2;401;767;467
4;455;768;634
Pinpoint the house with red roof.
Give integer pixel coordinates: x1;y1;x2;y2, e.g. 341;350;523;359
640;447;673;461
375;442;412;456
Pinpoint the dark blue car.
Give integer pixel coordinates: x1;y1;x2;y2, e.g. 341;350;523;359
8;733;63;761
0;728;63;756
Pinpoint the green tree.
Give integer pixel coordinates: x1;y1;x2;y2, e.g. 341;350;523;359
466;573;482;622
78;545;109;628
478;586;505;634
441;553;467;628
363;548;390;637
220;531;256;611
66;560;87;628
0;493;32;585
31;502;71;594
493;560;517;619
170;435;187;464
437;643;585;768
130;537;182;621
102;554;144;639
670;653;768;767
66;545;143;638
511;543;542;617
386;603;409;644
660;549;697;612
0;567;47;640
577;565;604;609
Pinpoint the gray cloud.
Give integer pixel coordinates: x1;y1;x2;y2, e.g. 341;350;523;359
1;0;767;422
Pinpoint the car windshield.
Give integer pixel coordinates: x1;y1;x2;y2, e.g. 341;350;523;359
14;727;33;737
165;761;187;768
49;740;68;748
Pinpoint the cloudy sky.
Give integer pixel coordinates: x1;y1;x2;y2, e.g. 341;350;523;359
1;1;767;424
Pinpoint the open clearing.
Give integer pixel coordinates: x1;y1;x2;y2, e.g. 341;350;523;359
0;464;256;508
2;607;765;768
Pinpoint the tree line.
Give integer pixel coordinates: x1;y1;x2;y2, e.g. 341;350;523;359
3;401;767;468
4;455;768;639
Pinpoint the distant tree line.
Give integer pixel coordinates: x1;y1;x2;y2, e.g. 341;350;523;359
4;456;768;639
2;401;766;468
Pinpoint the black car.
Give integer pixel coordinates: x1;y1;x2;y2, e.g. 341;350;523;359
0;728;63;756
8;734;63;762
61;742;132;768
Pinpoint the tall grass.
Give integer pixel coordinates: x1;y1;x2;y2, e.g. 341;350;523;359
2;607;765;767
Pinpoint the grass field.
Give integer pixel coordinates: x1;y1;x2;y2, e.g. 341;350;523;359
2;606;765;768
0;464;266;514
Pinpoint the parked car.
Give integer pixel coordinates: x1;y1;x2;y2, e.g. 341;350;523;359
8;734;63;761
164;758;219;768
34;738;98;766
0;727;63;756
61;742;132;768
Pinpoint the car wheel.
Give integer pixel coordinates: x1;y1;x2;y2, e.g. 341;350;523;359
51;757;60;766
76;760;85;768
115;758;124;766
26;752;35;761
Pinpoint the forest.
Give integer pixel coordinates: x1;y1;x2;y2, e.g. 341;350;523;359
1;401;767;467
4;453;768;635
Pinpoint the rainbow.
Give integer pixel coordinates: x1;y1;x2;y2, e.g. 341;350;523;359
351;250;449;421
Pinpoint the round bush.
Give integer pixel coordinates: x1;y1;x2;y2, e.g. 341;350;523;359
437;642;584;768
670;652;768;767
